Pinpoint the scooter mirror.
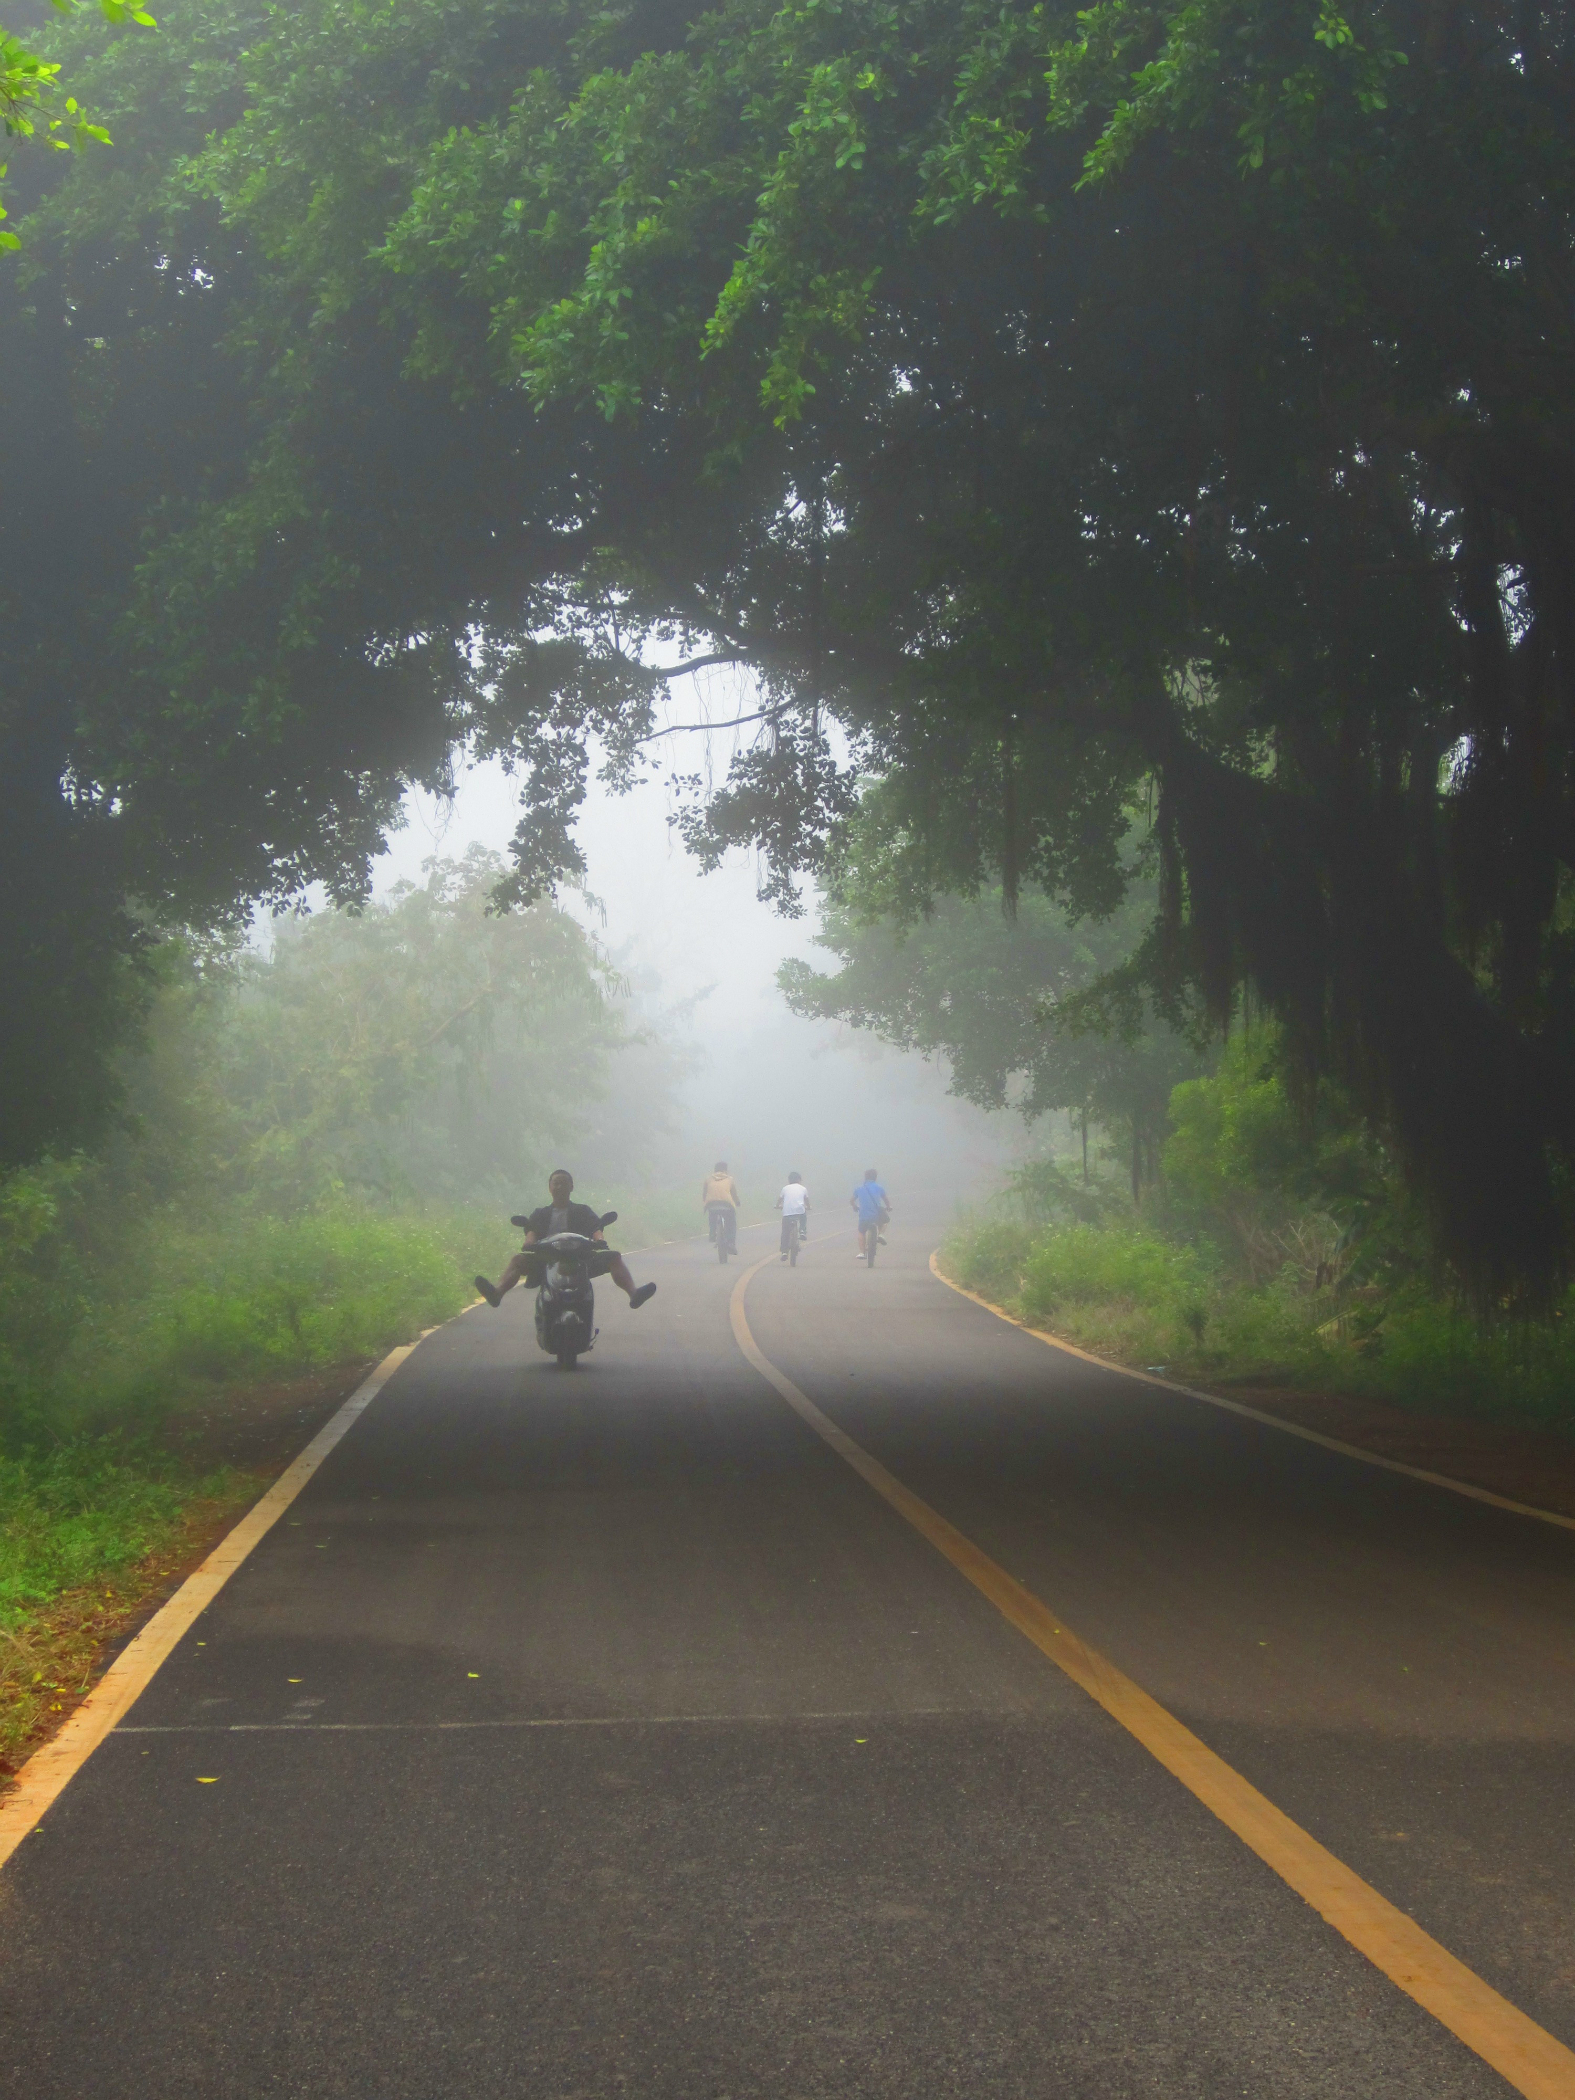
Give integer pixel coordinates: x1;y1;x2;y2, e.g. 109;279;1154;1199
509;1215;530;1229
599;1210;619;1227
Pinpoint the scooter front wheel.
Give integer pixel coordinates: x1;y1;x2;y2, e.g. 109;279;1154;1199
557;1349;579;1370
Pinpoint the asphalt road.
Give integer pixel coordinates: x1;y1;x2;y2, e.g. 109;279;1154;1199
4;1209;1574;2097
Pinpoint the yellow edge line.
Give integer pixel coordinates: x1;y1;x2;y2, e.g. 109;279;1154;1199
0;1337;420;1874
730;1253;1575;2100
929;1251;1575;1535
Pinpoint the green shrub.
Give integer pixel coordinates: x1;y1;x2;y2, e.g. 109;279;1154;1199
0;1206;473;1451
0;1159;95;1386
147;1211;467;1379
1020;1226;1211;1318
1011;1226;1209;1366
1359;1296;1575;1427
942;1219;1037;1307
944;1207;1575;1430
1200;1276;1338;1380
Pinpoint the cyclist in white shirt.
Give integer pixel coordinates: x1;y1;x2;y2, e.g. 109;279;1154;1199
777;1172;809;1261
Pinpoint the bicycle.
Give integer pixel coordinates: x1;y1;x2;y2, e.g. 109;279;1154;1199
708;1202;738;1263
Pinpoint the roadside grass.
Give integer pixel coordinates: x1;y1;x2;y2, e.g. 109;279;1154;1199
941;1216;1575;1433
0;1441;242;1633
0;1465;264;1775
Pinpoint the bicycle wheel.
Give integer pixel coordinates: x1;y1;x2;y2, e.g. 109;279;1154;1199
865;1231;877;1268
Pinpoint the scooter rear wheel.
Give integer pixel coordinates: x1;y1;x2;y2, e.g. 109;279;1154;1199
556;1349;579;1370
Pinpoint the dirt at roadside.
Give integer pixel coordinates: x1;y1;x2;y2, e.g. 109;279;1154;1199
1;1361;372;1786
159;1361;375;1474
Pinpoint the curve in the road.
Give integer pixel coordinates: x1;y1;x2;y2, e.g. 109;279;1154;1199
930;1252;1575;1535
730;1247;1575;2100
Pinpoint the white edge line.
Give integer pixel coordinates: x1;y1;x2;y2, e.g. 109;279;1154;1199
0;1338;420;1871
113;1708;956;1735
929;1251;1575;1535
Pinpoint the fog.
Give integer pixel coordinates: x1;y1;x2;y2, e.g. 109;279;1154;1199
374;721;1022;1226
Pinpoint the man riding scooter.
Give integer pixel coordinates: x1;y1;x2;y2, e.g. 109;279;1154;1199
475;1170;656;1310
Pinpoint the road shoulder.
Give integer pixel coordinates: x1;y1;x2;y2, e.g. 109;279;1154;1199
930;1250;1575;1527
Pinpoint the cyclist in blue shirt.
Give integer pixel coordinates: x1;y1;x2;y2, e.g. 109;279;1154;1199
850;1168;890;1261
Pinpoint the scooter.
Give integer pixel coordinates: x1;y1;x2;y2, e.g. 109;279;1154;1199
510;1210;619;1370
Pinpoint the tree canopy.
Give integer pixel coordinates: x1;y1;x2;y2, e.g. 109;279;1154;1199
2;0;1572;1290
0;1;152;250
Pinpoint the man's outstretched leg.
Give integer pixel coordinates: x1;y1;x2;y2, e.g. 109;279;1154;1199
476;1249;650;1309
474;1248;537;1308
608;1254;656;1309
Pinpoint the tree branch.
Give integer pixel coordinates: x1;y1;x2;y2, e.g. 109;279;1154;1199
648;652;746;680
639;706;780;742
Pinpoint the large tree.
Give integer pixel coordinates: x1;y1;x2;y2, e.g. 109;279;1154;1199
3;0;1573;1292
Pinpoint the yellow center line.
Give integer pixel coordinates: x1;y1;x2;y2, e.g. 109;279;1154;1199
729;1252;1575;2100
0;1339;419;1875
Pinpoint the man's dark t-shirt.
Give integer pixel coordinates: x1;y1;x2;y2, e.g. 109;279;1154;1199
524;1202;604;1240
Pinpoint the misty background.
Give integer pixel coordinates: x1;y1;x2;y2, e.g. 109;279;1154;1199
351;695;1021;1229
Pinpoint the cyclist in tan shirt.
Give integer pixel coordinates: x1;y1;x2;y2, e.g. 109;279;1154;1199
702;1161;741;1258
